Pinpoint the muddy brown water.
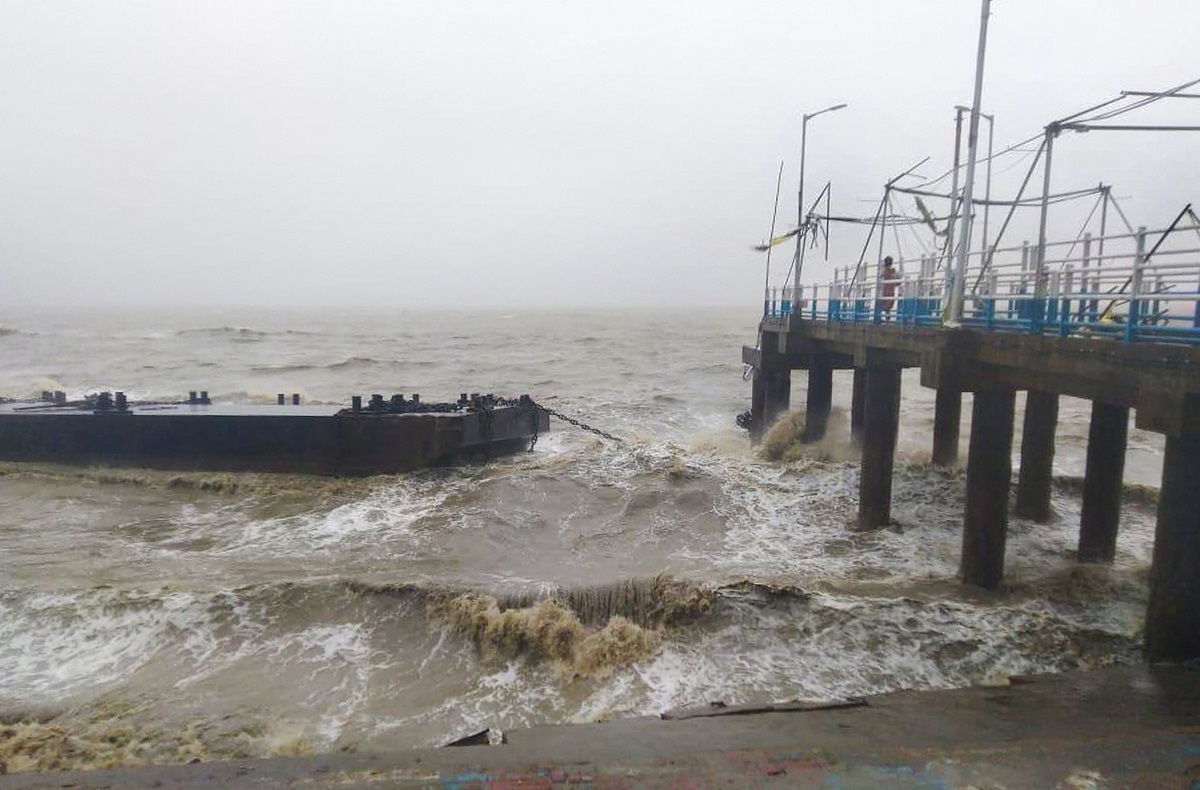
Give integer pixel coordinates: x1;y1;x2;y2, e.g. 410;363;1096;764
0;307;1162;773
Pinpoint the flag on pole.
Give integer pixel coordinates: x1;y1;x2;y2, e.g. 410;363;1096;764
752;227;801;252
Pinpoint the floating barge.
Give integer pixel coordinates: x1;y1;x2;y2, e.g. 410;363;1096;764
0;391;548;476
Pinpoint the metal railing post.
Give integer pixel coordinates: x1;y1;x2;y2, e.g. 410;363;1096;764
1079;233;1091;321
987;271;998;328
1061;265;1074;336
1195;267;1200;329
1018;241;1030;324
1153;275;1164;329
1048;269;1060;334
1126;226;1146;342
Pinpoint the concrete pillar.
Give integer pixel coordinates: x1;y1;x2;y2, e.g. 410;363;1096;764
850;367;866;445
960;388;1016;589
750;368;790;442
803;358;833;442
1014;390;1059;522
763;369;791;431
1145;434;1200;661
932;388;962;466
749;370;766;443
1078;401;1128;563
858;364;901;529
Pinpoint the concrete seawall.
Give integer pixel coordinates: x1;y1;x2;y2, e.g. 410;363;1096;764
4;664;1196;788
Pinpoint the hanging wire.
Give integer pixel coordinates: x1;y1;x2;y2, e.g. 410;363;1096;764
847;194;889;288
969;136;1047;289
912;131;1044;190
892;183;1102;207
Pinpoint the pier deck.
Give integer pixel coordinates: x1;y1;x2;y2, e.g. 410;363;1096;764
744;218;1200;662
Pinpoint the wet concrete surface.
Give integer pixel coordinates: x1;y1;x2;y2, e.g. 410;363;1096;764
3;664;1199;788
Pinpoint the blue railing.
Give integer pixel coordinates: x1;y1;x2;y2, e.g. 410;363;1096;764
764;224;1200;345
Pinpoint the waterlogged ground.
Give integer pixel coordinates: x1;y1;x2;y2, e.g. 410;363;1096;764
0;308;1164;773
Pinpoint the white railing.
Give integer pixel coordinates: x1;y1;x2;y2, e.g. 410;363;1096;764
764;222;1200;344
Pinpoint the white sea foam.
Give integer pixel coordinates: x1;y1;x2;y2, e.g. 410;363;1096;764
0;307;1167;759
220;479;457;556
0;589;218;702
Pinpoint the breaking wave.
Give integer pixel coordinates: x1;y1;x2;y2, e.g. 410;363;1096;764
248;356;438;374
176;326;268;341
0;563;1147;773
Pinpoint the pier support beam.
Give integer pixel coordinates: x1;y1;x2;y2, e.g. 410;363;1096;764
764;370;791;431
858;364;901;530
803;357;833;442
1078;401;1128;563
750;371;766;442
1145;434;1200;661
960;387;1016;589
932;388;962;467
850;368;866;445
1014;391;1059;522
750;368;790;442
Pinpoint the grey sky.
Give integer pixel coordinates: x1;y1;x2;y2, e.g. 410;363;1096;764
1;1;1197;308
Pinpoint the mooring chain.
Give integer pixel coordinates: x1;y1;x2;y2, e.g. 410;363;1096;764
482;396;624;447
532;403;624;444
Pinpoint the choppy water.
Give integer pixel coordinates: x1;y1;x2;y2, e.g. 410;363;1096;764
0;307;1164;772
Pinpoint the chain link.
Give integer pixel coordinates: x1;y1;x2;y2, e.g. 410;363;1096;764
486;396;624;447
532;403;624;444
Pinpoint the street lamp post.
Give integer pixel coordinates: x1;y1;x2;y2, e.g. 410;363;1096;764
954;104;996;264
792;103;848;311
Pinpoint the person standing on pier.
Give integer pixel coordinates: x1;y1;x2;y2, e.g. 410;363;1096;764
879;256;898;319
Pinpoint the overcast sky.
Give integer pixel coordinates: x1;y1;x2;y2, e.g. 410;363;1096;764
1;1;1197;308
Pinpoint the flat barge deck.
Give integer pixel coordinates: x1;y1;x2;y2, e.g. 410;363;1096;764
0;393;548;476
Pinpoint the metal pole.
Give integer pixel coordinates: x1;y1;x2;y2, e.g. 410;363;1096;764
793;115;808;306
948;0;993;324
1096;184;1109;320
1097;184;1109;260
954;105;994;266
982;112;994;267
793;104;847;296
1033;125;1057;331
944;108;964;288
875;188;889;322
762;161;785;316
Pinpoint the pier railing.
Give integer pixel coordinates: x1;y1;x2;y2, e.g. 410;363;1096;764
764;222;1200;344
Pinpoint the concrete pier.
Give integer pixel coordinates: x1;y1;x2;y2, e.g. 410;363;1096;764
1078;401;1128;563
858;363;901;529
850;367;866;445
803;357;833;442
749;367;790;441
763;370;791;432
931;388;961;466
960;388;1016;589
1144;434;1200;661
744;316;1200;658
749;370;766;441
1013;390;1059;522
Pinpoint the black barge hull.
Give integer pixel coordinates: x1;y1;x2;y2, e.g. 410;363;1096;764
0;400;548;476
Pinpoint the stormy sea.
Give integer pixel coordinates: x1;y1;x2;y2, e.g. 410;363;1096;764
0;306;1163;772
